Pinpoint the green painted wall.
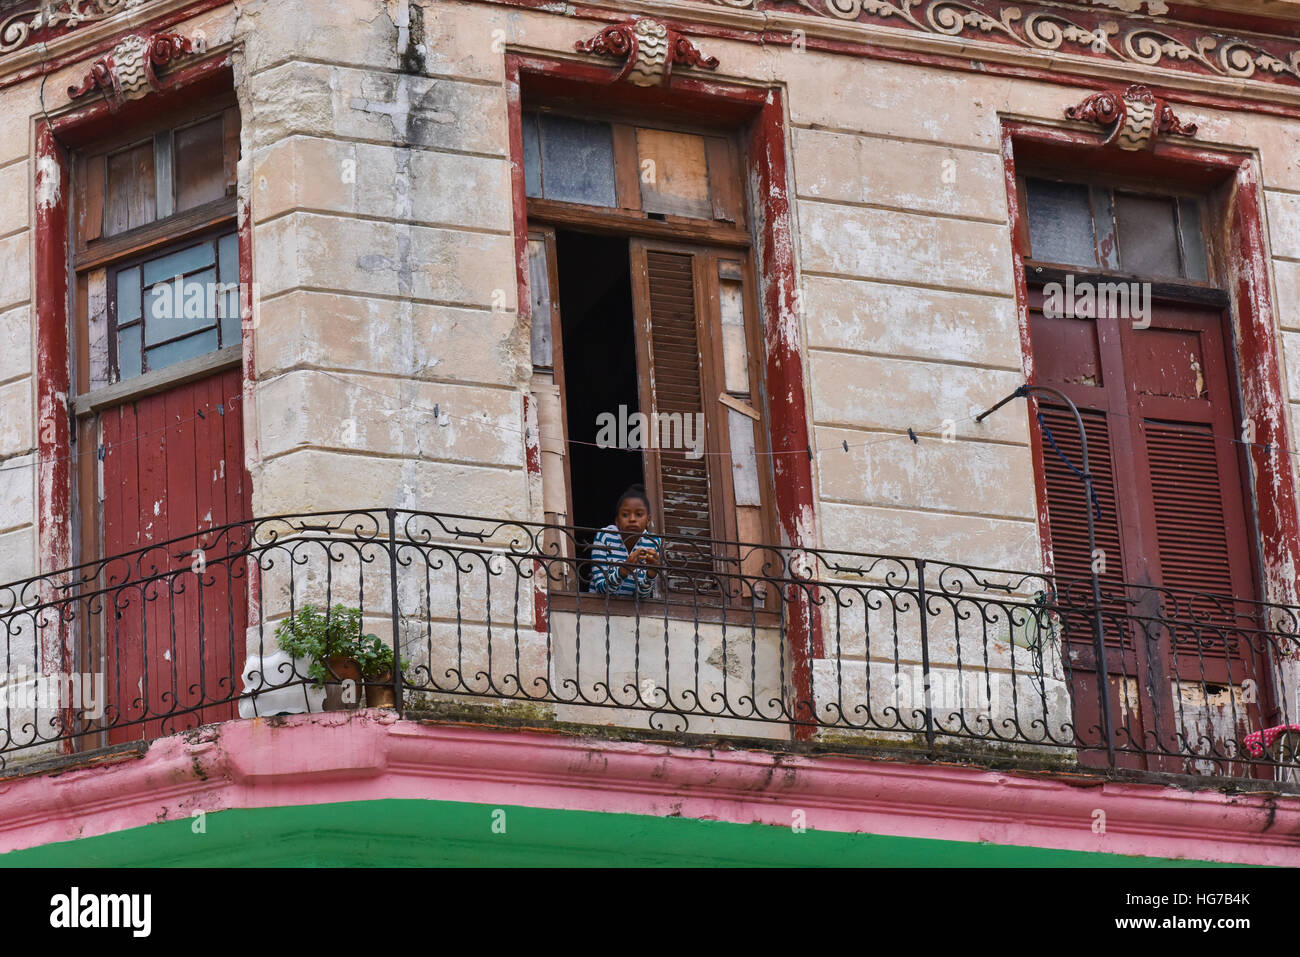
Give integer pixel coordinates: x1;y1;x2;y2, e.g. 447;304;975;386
0;798;1236;867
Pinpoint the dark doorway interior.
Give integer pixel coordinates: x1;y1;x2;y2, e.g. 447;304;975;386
554;230;644;563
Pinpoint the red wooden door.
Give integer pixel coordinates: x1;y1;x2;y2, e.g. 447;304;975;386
1030;291;1264;771
100;366;248;741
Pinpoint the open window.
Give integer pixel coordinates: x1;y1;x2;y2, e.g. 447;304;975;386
523;108;772;600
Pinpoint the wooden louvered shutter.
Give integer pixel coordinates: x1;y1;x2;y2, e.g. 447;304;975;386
1038;406;1134;655
1123;307;1258;683
630;243;727;592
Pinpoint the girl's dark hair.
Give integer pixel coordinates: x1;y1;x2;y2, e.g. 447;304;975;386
616;483;652;512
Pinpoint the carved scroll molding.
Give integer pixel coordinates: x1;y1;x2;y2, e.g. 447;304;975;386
0;0;152;56
67;29;192;108
697;0;1300;91
1066;84;1198;149
576;18;720;86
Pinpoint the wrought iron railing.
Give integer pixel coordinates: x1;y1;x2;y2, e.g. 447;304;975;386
0;508;1297;782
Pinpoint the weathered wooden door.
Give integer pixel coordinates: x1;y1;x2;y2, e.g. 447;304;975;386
1030;291;1263;770
101;366;248;742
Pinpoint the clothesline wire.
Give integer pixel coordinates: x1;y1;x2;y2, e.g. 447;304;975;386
2;369;1298;477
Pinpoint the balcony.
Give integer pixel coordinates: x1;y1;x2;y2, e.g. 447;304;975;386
1;508;1297;786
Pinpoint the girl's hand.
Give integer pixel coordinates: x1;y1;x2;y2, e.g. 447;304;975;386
640;548;659;579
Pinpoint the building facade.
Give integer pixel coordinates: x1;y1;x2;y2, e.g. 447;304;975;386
0;0;1299;865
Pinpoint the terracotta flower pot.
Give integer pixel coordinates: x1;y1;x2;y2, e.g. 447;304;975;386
366;670;396;709
322;655;363;711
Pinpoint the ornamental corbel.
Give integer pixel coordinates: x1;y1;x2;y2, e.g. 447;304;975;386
67;30;194;110
1065;84;1198;151
575;18;719;87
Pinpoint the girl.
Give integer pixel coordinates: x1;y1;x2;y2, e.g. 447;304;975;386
589;484;662;597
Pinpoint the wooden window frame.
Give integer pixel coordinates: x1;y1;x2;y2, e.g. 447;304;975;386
524;131;778;605
69;96;241;572
516;100;779;613
1003;122;1300;610
1016;168;1217;289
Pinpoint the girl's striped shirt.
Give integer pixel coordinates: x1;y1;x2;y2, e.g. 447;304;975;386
588;525;662;597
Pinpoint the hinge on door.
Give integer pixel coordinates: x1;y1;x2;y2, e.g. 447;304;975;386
97;445;105;461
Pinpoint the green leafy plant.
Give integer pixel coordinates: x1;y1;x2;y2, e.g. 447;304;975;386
355;632;406;678
274;603;384;687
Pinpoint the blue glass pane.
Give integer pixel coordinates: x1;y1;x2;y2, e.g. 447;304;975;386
116;267;142;324
146;267;216;344
117;324;142;381
523;112;542;199
218;231;238;286
538;115;616;207
142;241;216;287
146;329;219;373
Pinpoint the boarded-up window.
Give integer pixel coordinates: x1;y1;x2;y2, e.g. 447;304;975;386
79;107;239;245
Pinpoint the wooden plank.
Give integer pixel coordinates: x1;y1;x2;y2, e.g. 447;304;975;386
76;199;235;271
637;128;712;220
706;136;741;225
154;130;175;221
104;141;157;237
611;122;641;212
527;198;748;248
78;154;105;246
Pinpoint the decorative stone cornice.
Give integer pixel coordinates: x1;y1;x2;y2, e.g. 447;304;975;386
693;0;1300;91
575;17;719;86
1066;83;1199;149
66;27;191;108
0;0;151;56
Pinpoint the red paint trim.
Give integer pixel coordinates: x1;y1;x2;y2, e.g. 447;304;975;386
1001;120;1300;606
33;121;71;635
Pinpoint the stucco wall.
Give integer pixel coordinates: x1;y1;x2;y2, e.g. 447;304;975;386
0;0;1299;751
0;0;1296;577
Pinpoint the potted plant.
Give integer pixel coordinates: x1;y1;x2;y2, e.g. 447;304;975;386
274;603;377;711
354;632;405;709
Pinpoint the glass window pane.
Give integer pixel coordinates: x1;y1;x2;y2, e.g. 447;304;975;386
142;240;216;287
1115;192;1181;277
538;115;616;207
1178;198;1209;281
218;231;238;285
173;117;227;212
523;112;542;199
116;266;142;324
728;409;761;507
527;237;552;368
117;324;142;381
146;329;219;373
219;301;240;349
146;267;216;344
718;269;750;394
216;230;240;346
1026;178;1097;268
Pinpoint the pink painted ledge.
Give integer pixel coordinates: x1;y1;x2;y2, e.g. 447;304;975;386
0;711;1297;864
